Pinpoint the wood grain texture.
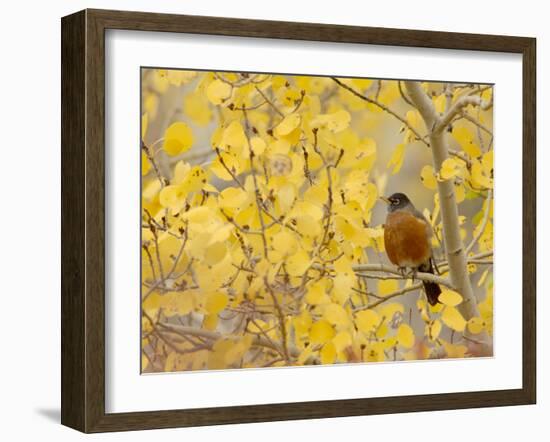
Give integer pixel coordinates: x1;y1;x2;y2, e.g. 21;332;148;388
61;10;86;431
61;8;537;433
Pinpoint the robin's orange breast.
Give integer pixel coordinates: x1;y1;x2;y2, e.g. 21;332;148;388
384;210;431;268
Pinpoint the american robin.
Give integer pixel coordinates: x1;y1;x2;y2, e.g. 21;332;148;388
381;192;441;305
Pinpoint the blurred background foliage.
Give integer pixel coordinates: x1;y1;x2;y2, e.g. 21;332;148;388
140;69;493;373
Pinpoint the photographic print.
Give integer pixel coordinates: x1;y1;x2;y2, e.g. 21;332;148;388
140;69;494;374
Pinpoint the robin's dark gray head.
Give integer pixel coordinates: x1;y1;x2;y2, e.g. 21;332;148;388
381;192;414;213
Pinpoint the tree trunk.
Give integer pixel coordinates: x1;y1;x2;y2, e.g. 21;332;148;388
403;81;480;322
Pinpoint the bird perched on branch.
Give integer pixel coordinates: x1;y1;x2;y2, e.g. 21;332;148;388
381;192;441;305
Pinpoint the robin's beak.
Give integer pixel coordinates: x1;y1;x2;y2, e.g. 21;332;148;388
380;196;391;205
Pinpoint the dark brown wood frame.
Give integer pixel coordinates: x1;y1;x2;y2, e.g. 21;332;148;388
61;8;536;433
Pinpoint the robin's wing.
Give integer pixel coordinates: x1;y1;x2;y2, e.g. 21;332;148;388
411;208;435;258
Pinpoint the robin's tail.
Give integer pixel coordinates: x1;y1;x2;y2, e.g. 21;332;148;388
420;259;441;306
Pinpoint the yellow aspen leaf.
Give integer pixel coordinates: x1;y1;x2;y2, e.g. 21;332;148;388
182;206;215;224
311;110;351;133
441;341;468;358
438;289;463;307
323;303;349;327
439;158;461;181
166;70;196;86
303;183;328;206
268;138;291;155
351;78;373;91
272;230;298;256
479;292;493;335
225;336;253;365
203;183;218;193
332;331;352;352
482;150;493;174
334;216;356;241
405;110;422;130
250;136;266;155
291;201;324;221
305;280;330;305
219;120;246;151
332;273;354;305
159;184;184;210
455;182;465;203
141;151;151;175
141;113;149;140
375;321;388;339
355;309;379;333
333;255;354;275
471;159;493;189
218;187;250;209
277;184;296;212
204;241;227;266
320;342;337;364
205;292;228;314
274;113;301;137
387;143;406;174
183;90;212;126
462;142;482;159
286;249;311;276
378;81;400;106
309;320;335;344
417;298;427;311
179;166;207;195
151;291;195;317
397;323;415;348
208;339;233;369
467;317;486;334
452;126;481;158
378;302;404;320
142;353;149;371
203;313;219;330
364;343;385;362
206;79;232;105
173;160;191;183
294;214;321;238
378;279;399;297
433;94;446;114
144;93;159;118
354;138;377;170
427;319;442;340
297;345;314;365
293;310;312;336
327;110;351;132
428;300;444;314
165;352;177;372
481;87;493;102
420;165;437;190
441;306;466;332
163;122;194;156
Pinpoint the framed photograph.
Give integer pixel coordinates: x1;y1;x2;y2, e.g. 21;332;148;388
61;9;536;433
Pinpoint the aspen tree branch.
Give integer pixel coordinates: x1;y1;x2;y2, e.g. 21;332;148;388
435;94;491;133
353;265;454;288
154;320;300;359
404;81;484;331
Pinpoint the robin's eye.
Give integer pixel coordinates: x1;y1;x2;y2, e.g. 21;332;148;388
391;199;399;205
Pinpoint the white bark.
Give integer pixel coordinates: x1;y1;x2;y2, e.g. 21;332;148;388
404;81;481;322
